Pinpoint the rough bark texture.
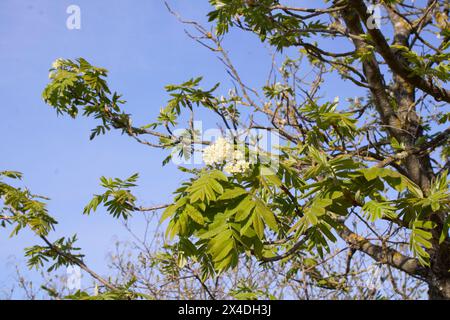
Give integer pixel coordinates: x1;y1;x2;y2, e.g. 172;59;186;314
342;1;450;299
429;277;450;300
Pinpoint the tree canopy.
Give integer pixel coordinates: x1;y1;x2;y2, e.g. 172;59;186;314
1;0;449;300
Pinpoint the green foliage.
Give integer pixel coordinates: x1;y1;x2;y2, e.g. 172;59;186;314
391;45;450;82
36;48;449;294
229;281;276;300
362;200;396;222
163;77;220;118
208;0;278;37
410;220;435;266
64;278;147;300
299;100;358;140
156;137;445;272
0;172;91;275
84;173;139;219
16;0;450;299
159;168;284;272
43;58;134;140
187;170;227;204
0;172;57;237
208;0;329;51
25;235;84;271
0;171;23;180
263;82;293;99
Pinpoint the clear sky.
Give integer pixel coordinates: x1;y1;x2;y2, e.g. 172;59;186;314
0;0;358;297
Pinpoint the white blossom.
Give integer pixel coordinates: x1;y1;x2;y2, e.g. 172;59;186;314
202;137;250;174
333;96;340;104
49;58;65;79
224;160;250;174
202;137;234;165
52;58;65;69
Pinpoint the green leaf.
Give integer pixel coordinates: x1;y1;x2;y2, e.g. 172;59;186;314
218;187;248;201
235;196;256;222
184;204;205;225
362;201;396;222
252;212;265;239
187;170;226;203
254;199;278;232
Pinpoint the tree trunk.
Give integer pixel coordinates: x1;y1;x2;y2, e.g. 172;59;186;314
429;278;450;300
428;239;450;300
342;5;450;300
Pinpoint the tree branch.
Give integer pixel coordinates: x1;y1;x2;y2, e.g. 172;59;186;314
336;222;429;281
39;235;119;291
349;0;450;103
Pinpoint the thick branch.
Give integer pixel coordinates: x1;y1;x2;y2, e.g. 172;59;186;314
336;222;429;280
349;0;450;102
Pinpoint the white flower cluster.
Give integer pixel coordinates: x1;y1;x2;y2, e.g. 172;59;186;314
52;58;65;69
202;137;250;174
224;158;250;174
203;137;233;165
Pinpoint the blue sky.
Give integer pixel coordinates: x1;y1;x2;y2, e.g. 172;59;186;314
0;0;359;296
